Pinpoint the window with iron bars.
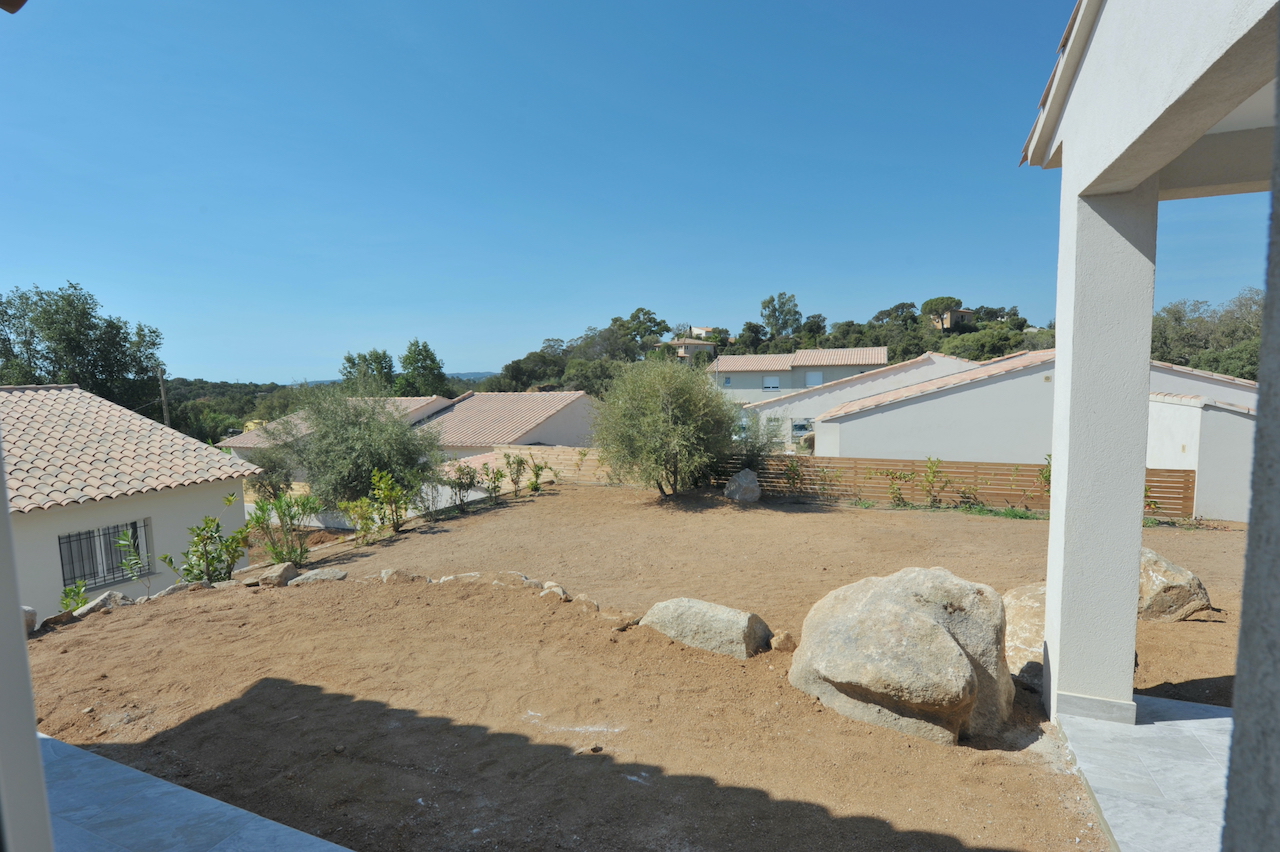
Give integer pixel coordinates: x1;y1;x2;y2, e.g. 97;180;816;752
58;519;154;591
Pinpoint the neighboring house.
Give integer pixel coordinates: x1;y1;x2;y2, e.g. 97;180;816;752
658;338;717;360
930;308;975;330
416;391;595;458
219;391;595;463
0;385;260;620
812;350;1257;521
708;347;890;404
690;327;716;340
743;351;975;438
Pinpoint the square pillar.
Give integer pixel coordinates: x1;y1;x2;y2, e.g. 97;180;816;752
1043;174;1160;724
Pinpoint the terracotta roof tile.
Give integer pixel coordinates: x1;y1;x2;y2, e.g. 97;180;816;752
707;347;888;373
743;351;975;409
421;392;589;447
0;385;261;514
217;396;453;449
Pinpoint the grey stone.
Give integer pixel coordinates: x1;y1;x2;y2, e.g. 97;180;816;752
73;590;135;618
789;567;1014;745
21;606;36;635
154;580;212;598
438;572;482;584
212;580;242;590
231;562;269;579
769;630;797;653
381;568;414;584
39;610;78;630
541;581;569;601
287;568;348;586
724;469;762;503
257;563;299;588
1139;548;1213;622
1002;583;1046;684
640;598;773;660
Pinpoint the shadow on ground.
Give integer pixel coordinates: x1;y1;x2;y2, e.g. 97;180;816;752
91;678;1021;852
1137;675;1234;708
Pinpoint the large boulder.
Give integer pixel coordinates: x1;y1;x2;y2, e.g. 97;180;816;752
639;598;772;660
789;567;1014;745
1139;548;1212;622
724;469;762;503
21;606;36;635
1002;583;1046;682
257;563;299;588
287;568;348;586
73;590;134;618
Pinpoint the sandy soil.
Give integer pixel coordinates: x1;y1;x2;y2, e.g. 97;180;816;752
27;484;1245;851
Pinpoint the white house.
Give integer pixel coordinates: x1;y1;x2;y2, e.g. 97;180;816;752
0;385;260;622
743;351;975;437
708;347;890;404
810;350;1257;521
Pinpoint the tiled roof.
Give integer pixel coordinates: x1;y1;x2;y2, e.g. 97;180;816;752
817;350;1055;421
1149;392;1257;416
217;396;453;449
707;347;888;373
421;392;589;447
1150;360;1259;389
0;385;261;514
666;338;716;347
742;352;974;409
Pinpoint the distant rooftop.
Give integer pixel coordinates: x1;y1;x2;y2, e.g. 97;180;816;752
707;347;889;373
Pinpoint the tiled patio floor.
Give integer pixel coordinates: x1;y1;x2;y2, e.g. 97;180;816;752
1059;695;1232;852
39;734;349;852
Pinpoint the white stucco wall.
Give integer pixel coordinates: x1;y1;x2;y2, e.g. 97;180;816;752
10;479;249;622
1145;398;1203;470
717;365;877;404
1196;404;1256;522
746;356;975;429
816;362;1057;463
517;396;597;448
1149;363;1259;408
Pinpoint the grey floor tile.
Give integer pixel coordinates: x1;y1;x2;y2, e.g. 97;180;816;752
1142;755;1227;802
1097;789;1224;852
77;783;256;852
51;816;132;852
43;752;159;823
207;820;348;852
40;734;86;765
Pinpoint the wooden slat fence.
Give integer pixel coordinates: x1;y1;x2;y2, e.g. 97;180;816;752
490;444;611;485
712;456;1197;518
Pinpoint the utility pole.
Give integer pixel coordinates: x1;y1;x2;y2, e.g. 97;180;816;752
155;363;171;427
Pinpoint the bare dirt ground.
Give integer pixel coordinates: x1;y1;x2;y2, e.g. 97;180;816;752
27;484;1245;851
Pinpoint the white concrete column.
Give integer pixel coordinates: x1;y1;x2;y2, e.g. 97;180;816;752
1221;59;1280;850
1043;173;1160;724
0;442;55;852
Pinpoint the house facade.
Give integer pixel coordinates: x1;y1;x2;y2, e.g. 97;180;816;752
708;347;890;404
0;385;259;620
659;338;717;360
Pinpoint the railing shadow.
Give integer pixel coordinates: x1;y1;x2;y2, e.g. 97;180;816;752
89;678;1022;852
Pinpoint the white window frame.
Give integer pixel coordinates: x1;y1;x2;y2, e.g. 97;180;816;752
763;375;780;391
58;518;154;591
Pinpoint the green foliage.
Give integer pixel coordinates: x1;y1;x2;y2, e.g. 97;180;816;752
245;493;323;568
781;457;803;493
1151;287;1262;379
594;358;738;497
370;468;410;532
161;495;251;583
939;327;1025;361
504;453;529;498
479;462;506;505
337;497;378;543
395;338;451;397
920;457;951;507
0;282;163;413
735;411;783;470
341;349;396;390
562;358;625;397
760;292;802;339
264;383;443;509
527;459;550;493
249;445;295;503
874;468;917;507
921;296;963;322
61;580;89;613
448;462;480;510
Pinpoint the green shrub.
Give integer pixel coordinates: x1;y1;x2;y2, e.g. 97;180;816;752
246;493;323;567
479;462;506;505
159;494;251;583
61;580;88;612
504;453;529;498
338;497;379;543
448;463;480;512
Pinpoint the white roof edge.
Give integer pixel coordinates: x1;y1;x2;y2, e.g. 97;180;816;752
1024;0;1103;168
1149;391;1257;416
1149;360;1259;388
741;352;952;409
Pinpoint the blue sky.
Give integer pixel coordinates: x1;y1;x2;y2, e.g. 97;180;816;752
0;2;1269;383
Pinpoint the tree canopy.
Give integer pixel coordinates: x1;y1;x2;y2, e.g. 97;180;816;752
1150;287;1263;380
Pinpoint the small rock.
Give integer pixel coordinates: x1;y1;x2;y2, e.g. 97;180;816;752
287;568;348;586
769;630;797;653
154;580;212;598
724;468;762;502
257;563;299;588
21;606;36;635
640;598;773;660
82;706;94;714
211;580;242;590
380;568;416;584
40;610;78;631
1139;548;1213;622
541;583;569;601
135;596;151;604
439;572;482;584
73;591;134;618
574;597;600;614
333;745;346;754
523;578;545;589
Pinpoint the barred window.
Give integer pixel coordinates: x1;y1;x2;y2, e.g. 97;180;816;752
58;519;153;591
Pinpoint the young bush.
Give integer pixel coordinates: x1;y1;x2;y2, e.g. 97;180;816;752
338;497;378;543
61;580;89;612
527;459;550;494
479;462;506;505
246;493;323;568
159;494;250;583
735;410;783;470
504;453;528;498
249;445;294;503
370;468;410;532
594;358;738;497
448;463;480;511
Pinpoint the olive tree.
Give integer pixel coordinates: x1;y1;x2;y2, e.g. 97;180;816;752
593;358;738;497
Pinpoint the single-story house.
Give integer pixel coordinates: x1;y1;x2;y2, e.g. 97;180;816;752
930;308;975;330
0;385;260;620
743;351;976;438
659;338;717;359
219;391;596;463
812;350;1256;521
708;347;890;404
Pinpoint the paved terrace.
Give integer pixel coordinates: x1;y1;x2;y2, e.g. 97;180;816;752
1060;695;1232;852
39;734;347;852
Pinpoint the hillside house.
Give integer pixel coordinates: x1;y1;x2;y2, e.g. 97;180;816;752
0;385;260;621
930;308;975;330
708;347;889;404
658;338;717;360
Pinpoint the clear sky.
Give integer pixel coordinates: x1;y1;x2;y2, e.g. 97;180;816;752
1;2;1269;383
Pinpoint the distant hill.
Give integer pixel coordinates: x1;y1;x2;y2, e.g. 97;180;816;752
448;371;497;380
